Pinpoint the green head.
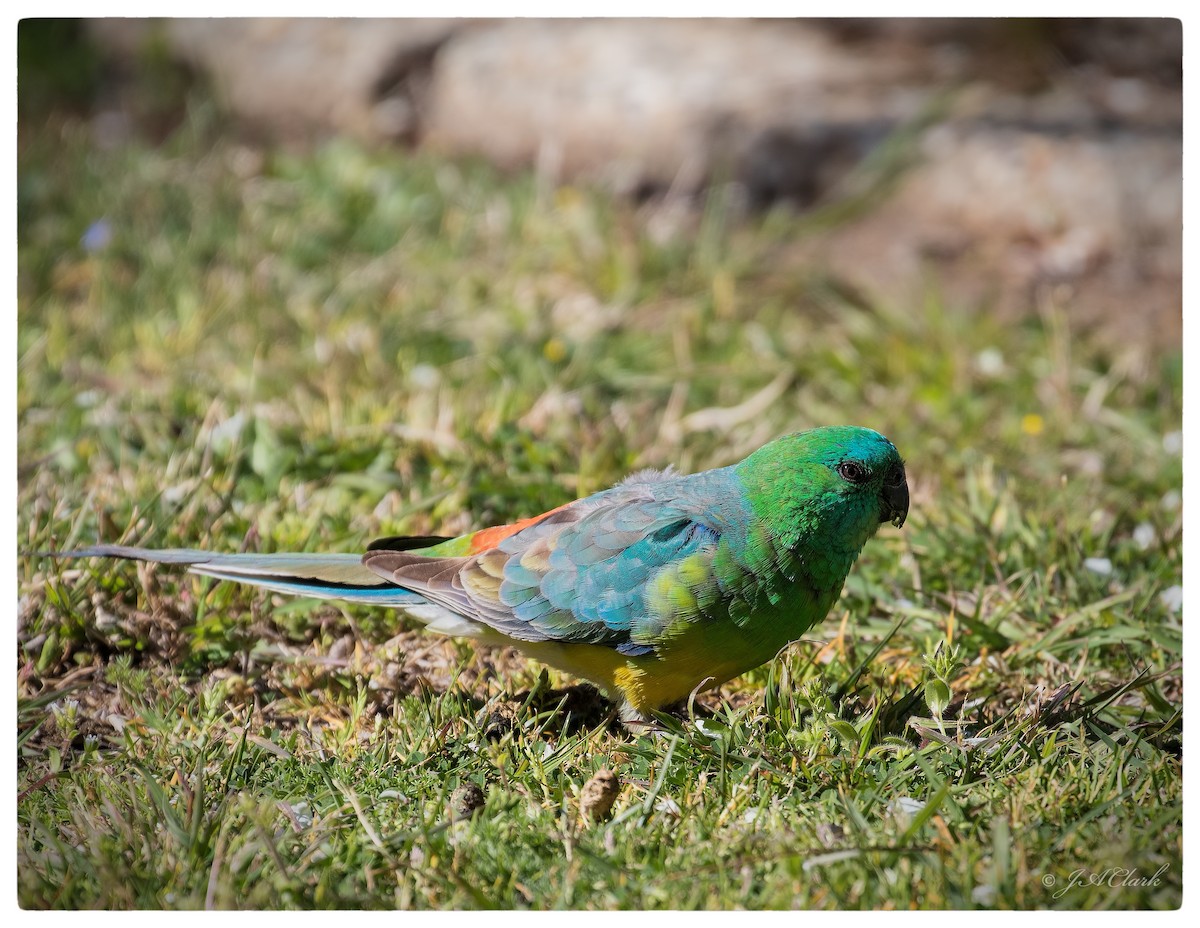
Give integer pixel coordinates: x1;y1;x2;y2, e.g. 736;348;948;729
735;426;908;581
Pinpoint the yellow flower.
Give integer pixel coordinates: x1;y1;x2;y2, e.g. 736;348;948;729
1021;413;1045;436
543;338;568;363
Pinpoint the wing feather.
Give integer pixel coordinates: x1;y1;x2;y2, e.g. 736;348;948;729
362;471;748;656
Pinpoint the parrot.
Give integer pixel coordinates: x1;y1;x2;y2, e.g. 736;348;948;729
50;426;908;723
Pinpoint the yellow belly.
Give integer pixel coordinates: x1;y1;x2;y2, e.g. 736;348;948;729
507;619;791;716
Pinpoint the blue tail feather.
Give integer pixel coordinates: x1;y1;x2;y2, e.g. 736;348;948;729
49;544;427;608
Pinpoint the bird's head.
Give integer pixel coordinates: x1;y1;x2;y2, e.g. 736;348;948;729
736;426;909;553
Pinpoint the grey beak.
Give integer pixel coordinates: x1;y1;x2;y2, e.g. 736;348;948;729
880;479;909;529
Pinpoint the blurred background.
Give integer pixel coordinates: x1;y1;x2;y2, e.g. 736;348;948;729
21;18;1183;341
21;17;1183;341
16;16;1183;541
15;18;1184;909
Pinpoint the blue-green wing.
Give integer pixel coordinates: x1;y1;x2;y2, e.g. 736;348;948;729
363;469;744;655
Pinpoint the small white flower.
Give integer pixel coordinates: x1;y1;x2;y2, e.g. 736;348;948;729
206;411;247;451
1084;557;1113;576
654;798;681;817
693;718;727;740
409;364;441;390
289;802;313;829
975;348;1005;377
889;796;926;817
743;808;760;824
1162;431;1183;455
162;482;193;505
972;884;997;905
1161;490;1181;512
1159;586;1183;613
1132;523;1156;551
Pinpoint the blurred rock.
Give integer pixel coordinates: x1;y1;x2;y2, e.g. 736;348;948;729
821;19;1181;93
88;18;469;141
84;18;1180;347
789;124;1181;348
424;19;925;197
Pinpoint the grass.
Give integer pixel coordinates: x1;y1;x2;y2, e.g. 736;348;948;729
16;90;1182;909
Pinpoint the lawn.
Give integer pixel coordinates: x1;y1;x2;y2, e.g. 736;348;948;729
16;87;1182;909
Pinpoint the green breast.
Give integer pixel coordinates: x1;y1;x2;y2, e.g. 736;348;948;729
637;544;844;702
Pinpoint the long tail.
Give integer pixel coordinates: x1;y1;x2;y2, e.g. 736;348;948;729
49;544;427;607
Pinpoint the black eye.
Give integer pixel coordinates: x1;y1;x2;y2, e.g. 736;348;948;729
837;461;868;484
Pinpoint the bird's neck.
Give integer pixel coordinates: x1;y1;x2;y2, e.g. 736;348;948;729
787;530;867;593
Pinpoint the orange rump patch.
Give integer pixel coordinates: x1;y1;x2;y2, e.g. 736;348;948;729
467;503;571;554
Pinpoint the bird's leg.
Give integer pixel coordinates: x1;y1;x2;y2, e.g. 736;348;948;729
617;701;661;736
